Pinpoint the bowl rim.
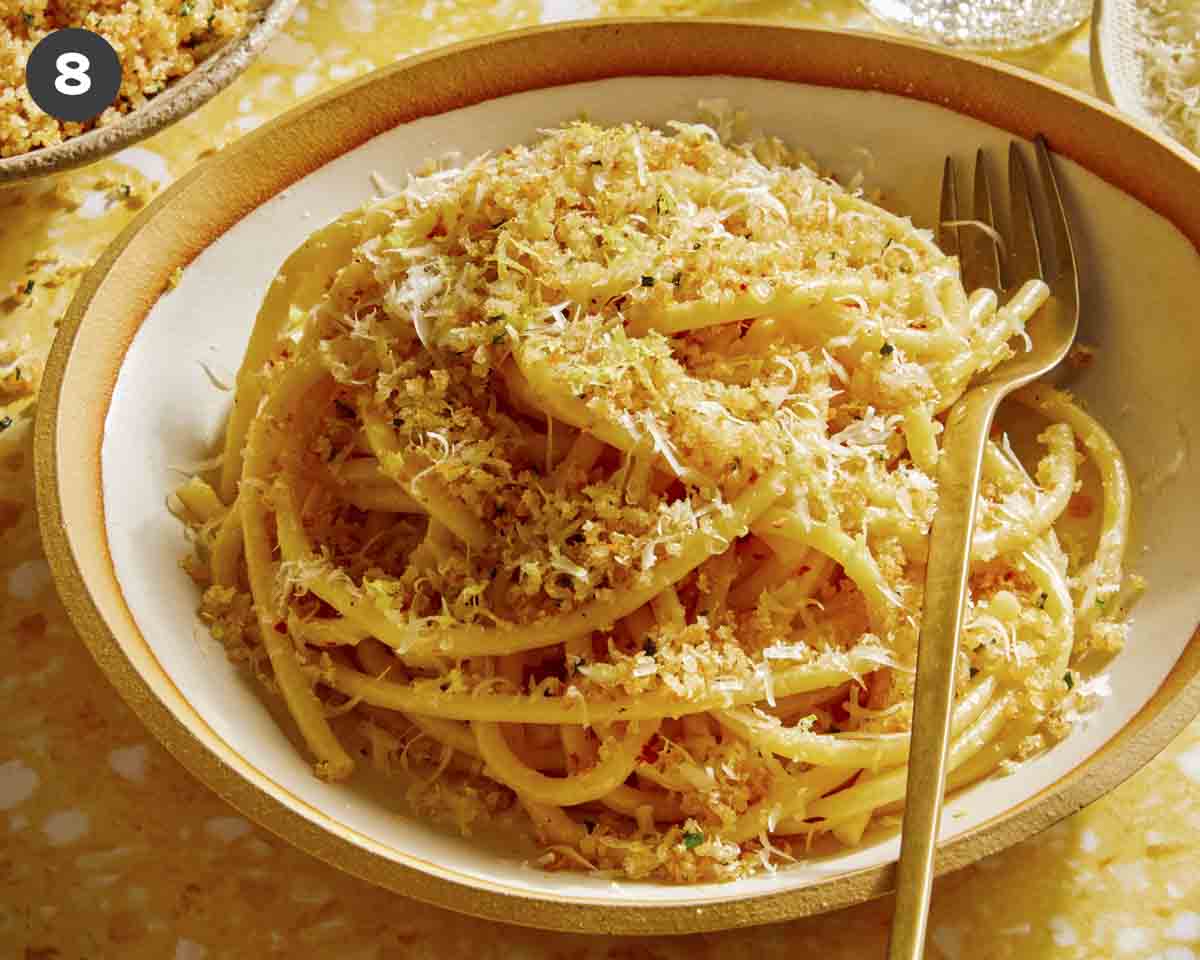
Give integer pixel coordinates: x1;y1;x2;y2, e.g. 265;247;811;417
0;0;298;185
34;18;1200;935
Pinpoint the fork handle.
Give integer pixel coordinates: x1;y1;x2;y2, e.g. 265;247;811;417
886;385;1002;960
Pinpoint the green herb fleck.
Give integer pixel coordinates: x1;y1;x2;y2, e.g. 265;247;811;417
391;416;405;429
24;279;34;295
0;416;12;433
179;2;194;15
671;271;682;287
491;333;505;345
640;275;655;288
1096;597;1106;608
880;342;894;357
1037;593;1048;609
682;831;704;850
1064;672;1074;691
22;11;33;26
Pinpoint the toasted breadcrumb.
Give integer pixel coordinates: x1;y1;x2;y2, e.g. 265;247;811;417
1;0;264;158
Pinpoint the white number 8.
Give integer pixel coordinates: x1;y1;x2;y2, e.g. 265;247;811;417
54;52;92;96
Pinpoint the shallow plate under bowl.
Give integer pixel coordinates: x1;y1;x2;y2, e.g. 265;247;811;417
35;20;1200;935
0;0;297;185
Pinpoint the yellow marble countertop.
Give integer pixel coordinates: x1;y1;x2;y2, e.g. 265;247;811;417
2;3;1198;958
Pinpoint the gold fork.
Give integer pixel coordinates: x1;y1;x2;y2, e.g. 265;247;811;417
886;138;1079;960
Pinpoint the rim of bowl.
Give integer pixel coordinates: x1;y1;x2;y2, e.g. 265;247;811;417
34;19;1200;935
0;0;298;186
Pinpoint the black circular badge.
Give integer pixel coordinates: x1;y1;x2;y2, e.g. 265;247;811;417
25;28;122;124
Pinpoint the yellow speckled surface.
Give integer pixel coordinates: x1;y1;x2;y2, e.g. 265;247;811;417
2;3;1198;958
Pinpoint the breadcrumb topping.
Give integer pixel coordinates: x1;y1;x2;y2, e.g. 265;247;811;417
1;0;264;158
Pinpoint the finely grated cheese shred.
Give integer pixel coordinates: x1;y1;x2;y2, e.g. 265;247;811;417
179;113;1136;884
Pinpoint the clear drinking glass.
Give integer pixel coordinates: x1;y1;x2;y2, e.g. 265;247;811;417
860;0;1092;51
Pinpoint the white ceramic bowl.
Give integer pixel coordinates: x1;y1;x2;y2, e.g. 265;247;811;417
1091;0;1200;156
36;21;1200;934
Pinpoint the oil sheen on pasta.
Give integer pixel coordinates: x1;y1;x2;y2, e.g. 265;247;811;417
175;111;1136;883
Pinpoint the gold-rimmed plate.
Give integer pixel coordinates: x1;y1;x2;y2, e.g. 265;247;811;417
35;20;1200;934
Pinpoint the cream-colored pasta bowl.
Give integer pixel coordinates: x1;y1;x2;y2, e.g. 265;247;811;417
35;21;1200;934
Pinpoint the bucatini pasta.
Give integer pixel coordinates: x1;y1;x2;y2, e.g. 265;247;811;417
175;110;1136;883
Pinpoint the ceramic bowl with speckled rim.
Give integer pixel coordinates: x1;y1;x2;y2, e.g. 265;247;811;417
0;0;298;186
35;20;1200;934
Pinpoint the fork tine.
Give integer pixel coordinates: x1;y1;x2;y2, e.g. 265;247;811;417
938;156;960;258
1007;142;1044;283
962;148;1004;293
1033;135;1078;298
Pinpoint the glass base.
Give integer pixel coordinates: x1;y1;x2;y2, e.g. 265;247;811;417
860;0;1091;52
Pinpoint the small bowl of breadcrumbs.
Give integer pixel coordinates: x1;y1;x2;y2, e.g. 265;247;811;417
0;0;297;185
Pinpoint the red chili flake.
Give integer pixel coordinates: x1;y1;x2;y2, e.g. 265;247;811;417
639;737;661;765
274;621;287;634
1068;493;1095;519
1067;344;1095;369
